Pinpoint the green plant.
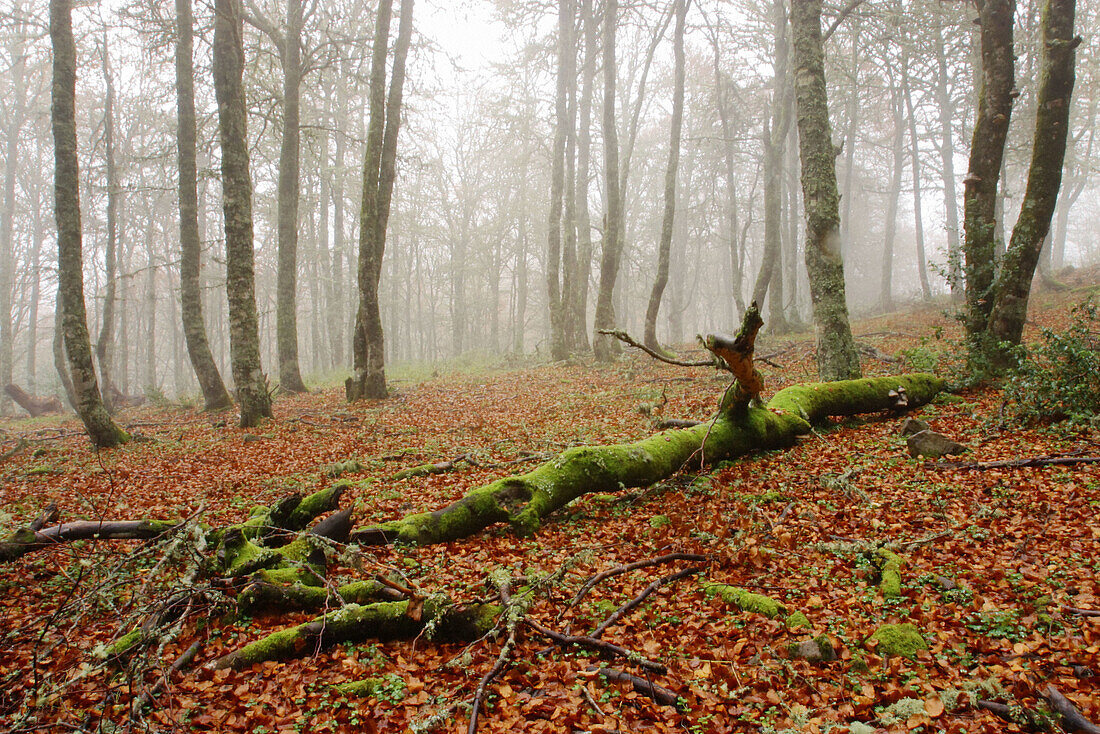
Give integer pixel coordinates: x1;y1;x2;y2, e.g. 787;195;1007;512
1005;299;1100;424
965;609;1027;642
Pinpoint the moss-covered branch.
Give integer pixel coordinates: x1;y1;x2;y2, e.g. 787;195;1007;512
352;373;943;547
212;598;501;669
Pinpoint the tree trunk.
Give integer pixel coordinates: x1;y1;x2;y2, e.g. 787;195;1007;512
213;0;272;427
839;18;860;259
880;78;904;314
95;38;120;411
571;0;596;353
347;0;413;401
933;23;963;296
546;0;571;361
752;0;792;329
0;4;26;415
176;0;232;411
275;0;308;393
52;291;75;410
50;0;128;448
592;0;623;362
901;45;931;301
962;0;1015;348
790;0;862;381
643;0;687;351
986;0;1079;359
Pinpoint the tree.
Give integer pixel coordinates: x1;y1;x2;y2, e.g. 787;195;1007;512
643;0;688;351
213;0;272;427
963;0;1080;368
546;0;573;362
985;0;1081;356
176;0;233;411
592;0;623;362
95;36;120;408
245;0;311;393
789;0;862;381
50;0;129;447
346;0;414;401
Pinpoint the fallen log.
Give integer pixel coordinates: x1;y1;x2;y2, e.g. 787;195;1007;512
586;665;682;710
933;455;1100;471
1045;686;1100;734
0;519;182;562
4;383;64;417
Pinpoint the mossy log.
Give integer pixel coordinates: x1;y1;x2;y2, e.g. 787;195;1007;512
0;519;181;562
351;373;944;547
212;598;501;670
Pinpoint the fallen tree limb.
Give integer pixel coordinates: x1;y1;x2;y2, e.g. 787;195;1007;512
1061;606;1100;618
590;567;703;638
212;598;501;670
587;665;682;710
1045;686;1100;734
524;618;666;674
932;455;1100;471
131;639;203;716
393;453;473;480
656;418;702;429
570;552;708;609
597;329;716;368
4;383;65;417
0;519;182;563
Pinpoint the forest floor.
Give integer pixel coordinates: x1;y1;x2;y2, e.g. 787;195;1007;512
1;273;1099;734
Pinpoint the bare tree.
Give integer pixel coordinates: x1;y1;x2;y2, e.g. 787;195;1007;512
213;0;272;426
50;0;129;446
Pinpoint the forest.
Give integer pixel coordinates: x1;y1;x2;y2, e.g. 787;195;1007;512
0;0;1098;731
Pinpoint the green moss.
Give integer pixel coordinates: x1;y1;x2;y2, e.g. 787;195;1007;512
867;623;927;659
101;628;144;659
286;486;344;530
335;678;386;697
649;515;670;528
705;583;787;619
785;611;811;630
880;698;927;726
848;722;876;734
874;549;904;598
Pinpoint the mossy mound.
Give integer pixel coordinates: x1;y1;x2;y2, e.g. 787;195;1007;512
705;583;786;619
785;611;811;630
867;623;927;658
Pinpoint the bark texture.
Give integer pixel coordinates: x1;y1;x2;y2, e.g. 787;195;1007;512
50;0;128;448
790;0;862;381
987;0;1080;357
213;0;272;427
347;0;414;401
592;0;623;362
274;0;308;394
643;0;687;351
962;0;1016;342
176;0;233;412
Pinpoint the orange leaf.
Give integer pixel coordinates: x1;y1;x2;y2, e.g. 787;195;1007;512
925;697;945;717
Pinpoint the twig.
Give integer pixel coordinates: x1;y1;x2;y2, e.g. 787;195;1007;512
580;683;607;717
590;567;702;638
524;619;666;674
596;329;716;368
932;455;1100;471
570;553;708;609
587;665;682;710
1044;686;1100;734
467;627;517;734
131;639;203;716
1061;606;1100;618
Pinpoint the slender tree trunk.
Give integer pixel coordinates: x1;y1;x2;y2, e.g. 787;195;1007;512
839;18;860;258
275;0;307;393
572;0;596;353
901;45;931;301
962;0;1015;346
933;23;963;296
50;0;127;447
144;221;157;392
213;0;272;426
26;205;42;393
987;0;1079;358
790;0;862;381
176;0;234;411
0;6;26;413
95;38;120;410
880;73;904;314
708;27;746;319
562;10;580;353
546;0;571;361
52;290;75;410
752;0;791;328
593;0;623;362
348;0;413;401
643;0;687;351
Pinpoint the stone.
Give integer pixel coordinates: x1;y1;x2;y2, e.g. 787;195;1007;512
906;430;965;459
900;417;929;436
788;635;837;663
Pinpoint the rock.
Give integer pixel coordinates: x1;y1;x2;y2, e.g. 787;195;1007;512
936;576;957;591
906;430;965;459
788;635;837;663
900;417;929;436
242;434;261;443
